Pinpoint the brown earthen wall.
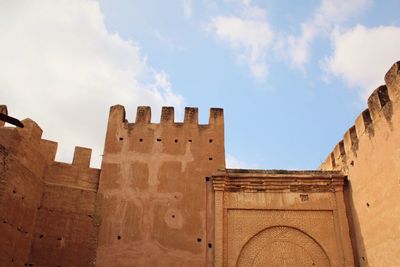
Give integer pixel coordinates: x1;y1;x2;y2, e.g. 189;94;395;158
0;119;48;266
0;110;100;267
29;148;100;267
320;62;400;266
95;106;225;267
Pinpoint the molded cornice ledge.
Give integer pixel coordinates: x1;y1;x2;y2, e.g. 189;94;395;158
211;169;346;193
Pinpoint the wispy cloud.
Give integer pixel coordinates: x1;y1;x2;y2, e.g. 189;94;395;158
0;0;183;167
207;2;274;80
323;25;400;99
183;0;192;19
226;153;254;169
284;0;371;68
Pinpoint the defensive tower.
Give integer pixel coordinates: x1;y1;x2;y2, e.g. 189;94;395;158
95;105;225;266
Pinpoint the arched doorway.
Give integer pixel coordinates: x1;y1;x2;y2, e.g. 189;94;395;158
236;226;330;267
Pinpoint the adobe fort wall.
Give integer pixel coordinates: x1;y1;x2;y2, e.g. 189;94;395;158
320;62;400;266
0;108;100;266
95;105;225;267
1;61;400;266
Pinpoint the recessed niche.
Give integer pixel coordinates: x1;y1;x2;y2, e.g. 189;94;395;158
208;243;212;248
366;202;370;207
209;157;213;161
188;139;192;142
157;138;162;142
139;138;143;142
209;139;213;143
197;238;202;242
117;235;121;240
57;237;62;241
172;215;175;218
119;137;123;141
39;234;44;239
174;139;178;143
205;177;210;182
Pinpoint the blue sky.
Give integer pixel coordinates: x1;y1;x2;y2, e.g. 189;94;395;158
1;0;399;169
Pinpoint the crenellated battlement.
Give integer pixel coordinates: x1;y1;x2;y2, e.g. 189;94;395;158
103;105;225;157
0;107;99;181
320;61;400;171
107;105;224;127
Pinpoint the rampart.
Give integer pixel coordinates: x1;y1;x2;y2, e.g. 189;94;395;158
0;108;100;266
320;61;400;266
1;61;400;266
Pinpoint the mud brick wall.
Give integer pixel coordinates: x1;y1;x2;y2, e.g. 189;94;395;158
320;61;400;266
95;106;225;267
0;118;49;266
29;147;100;267
0;109;100;267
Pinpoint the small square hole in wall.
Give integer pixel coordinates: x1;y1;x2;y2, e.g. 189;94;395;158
300;194;309;201
139;138;143;142
188;139;192;142
157;138;162;142
209;157;213;161
119;137;123;141
174;139;178;143
209;139;213;143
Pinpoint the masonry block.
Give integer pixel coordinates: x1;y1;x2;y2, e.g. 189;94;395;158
135;106;151;124
184;107;198;125
0;105;7;127
384;61;400;101
72;146;92;168
161;106;174;124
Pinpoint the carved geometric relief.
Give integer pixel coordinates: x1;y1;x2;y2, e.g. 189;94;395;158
237;226;330;267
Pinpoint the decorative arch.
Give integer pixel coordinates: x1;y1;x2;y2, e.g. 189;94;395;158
236;226;330;267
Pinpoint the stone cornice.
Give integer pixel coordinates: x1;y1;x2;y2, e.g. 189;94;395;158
212;169;346;193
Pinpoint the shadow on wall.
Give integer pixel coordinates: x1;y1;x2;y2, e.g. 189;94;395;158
344;179;368;266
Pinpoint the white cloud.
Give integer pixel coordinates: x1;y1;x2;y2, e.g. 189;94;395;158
207;4;274;80
226;153;250;168
183;0;192;18
0;0;183;167
285;0;371;68
324;25;400;98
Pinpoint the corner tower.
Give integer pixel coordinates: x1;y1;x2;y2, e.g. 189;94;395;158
96;105;225;266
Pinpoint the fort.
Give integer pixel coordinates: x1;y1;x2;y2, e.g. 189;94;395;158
0;61;399;266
